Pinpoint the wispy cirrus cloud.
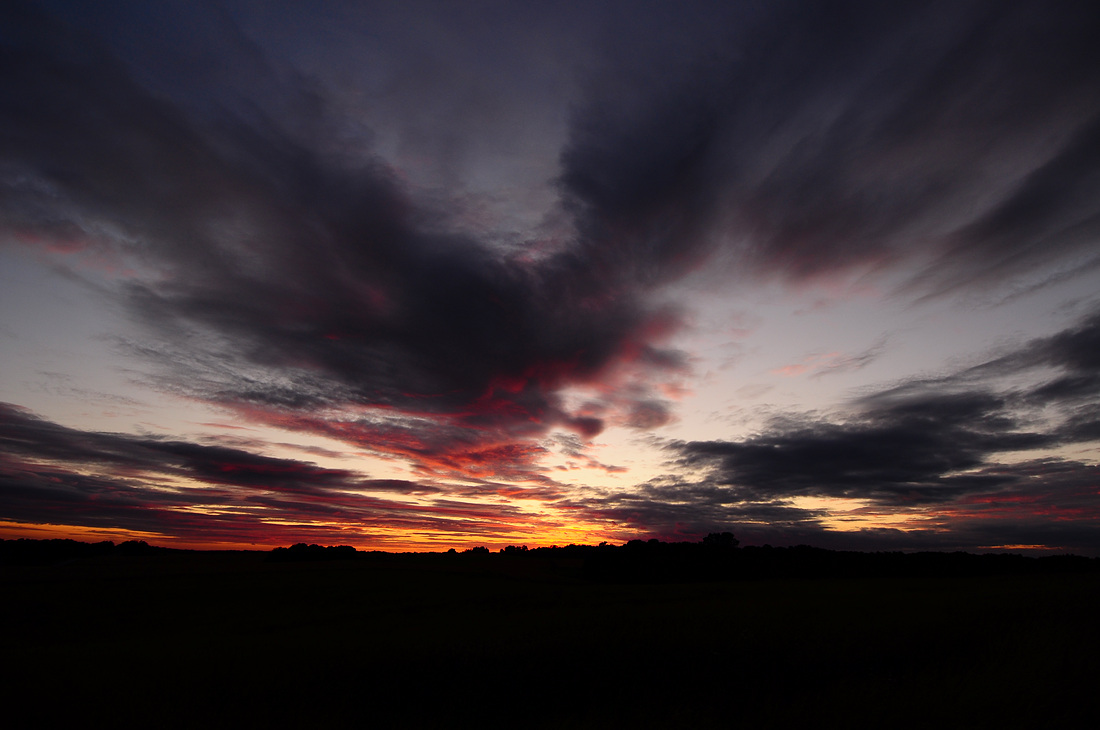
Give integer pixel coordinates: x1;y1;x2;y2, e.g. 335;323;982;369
770;337;888;379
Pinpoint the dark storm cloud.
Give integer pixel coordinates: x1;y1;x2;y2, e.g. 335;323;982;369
560;0;1100;290
0;0;692;471
670;391;1042;504
4;0;1100;479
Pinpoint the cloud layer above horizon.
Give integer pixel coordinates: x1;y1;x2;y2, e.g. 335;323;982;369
2;0;1100;552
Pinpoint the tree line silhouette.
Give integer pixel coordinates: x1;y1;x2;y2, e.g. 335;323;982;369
4;534;1096;579
0;538;169;565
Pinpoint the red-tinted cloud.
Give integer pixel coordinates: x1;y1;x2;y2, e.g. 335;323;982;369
0;404;577;549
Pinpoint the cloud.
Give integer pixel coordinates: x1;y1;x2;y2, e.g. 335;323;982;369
4;0;1100;503
600;307;1100;551
673;307;1100;504
560;0;1100;293
1;1;693;472
0;402;553;546
577;475;826;542
0;402;353;496
865;306;1100;429
671;391;1042;504
769;338;887;380
573;456;1100;554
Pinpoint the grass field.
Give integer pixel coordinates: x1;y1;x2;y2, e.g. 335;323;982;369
3;551;1098;728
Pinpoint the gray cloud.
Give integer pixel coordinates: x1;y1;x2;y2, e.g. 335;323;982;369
561;0;1100;292
0;0;690;470
612;307;1100;551
671;307;1100;503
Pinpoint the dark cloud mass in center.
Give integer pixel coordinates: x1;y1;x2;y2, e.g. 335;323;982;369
3;0;699;464
2;0;1100;551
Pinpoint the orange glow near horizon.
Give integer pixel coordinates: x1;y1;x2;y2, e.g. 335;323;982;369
0;520;183;547
0;512;634;553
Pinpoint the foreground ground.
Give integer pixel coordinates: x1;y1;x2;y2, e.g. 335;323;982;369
3;550;1098;728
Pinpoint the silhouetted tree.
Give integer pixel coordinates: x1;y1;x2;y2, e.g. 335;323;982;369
703;532;739;549
118;539;159;555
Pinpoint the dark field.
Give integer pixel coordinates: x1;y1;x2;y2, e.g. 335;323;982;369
3;550;1098;728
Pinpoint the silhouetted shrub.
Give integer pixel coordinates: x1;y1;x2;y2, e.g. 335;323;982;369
268;543;358;562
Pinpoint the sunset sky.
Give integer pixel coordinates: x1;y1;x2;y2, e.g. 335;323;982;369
3;0;1100;553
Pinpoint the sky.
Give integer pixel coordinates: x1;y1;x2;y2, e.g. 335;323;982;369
2;0;1100;554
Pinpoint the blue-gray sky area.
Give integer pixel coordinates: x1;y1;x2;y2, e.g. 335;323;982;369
3;0;1100;552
